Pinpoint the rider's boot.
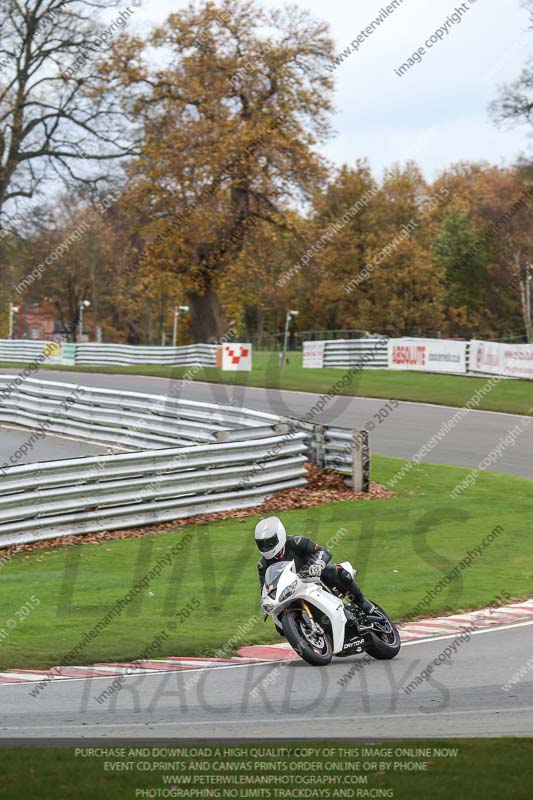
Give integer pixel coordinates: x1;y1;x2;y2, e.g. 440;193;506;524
345;580;376;617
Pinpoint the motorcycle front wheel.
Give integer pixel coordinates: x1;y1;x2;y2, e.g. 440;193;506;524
282;609;333;667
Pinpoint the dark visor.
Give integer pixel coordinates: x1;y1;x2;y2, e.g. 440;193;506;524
257;535;278;552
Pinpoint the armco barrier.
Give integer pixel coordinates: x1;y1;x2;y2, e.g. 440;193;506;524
75;342;217;367
0;375;371;546
322;339;388;369
0;376;280;450
322;427;371;492
0;435;308;548
0;339;52;363
0;339;217;367
0;340;259;370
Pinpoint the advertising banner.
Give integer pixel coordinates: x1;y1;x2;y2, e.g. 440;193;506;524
469;340;503;376
501;343;533;380
44;341;63;365
303;341;325;368
388;338;467;374
61;342;77;366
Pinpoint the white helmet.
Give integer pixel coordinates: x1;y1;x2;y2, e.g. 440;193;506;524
254;516;287;559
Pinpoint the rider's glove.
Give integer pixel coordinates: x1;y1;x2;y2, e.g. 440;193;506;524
308;559;326;577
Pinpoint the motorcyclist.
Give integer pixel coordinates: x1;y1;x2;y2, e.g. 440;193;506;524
255;516;375;616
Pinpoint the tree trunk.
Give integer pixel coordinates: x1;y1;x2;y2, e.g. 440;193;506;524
187;283;227;343
515;251;533;344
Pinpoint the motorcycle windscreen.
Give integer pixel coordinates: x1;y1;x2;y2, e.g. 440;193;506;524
264;561;292;597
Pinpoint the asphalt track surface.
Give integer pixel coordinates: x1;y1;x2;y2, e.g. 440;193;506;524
0;424;107;466
1;367;532;478
0;624;531;739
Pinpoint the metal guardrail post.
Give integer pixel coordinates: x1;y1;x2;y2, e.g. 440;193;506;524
311;424;326;468
351;429;370;493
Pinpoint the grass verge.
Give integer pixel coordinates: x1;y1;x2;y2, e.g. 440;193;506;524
1;350;533;415
0;740;531;799
0;455;531;671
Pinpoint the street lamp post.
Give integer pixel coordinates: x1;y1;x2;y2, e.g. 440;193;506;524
172;305;190;347
78;299;91;342
8;303;20;339
280;309;299;368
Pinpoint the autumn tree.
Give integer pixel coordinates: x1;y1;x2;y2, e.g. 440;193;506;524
219;210;307;345
302;162;447;337
481;168;533;342
432;209;489;318
435;163;533;340
11;191;135;341
107;0;335;341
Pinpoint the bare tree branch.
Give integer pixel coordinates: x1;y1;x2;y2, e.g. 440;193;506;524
0;0;138;225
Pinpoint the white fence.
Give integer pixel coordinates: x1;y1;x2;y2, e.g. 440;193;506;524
304;336;533;380
0;339;218;367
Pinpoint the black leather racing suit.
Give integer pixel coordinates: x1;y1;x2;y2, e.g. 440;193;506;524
257;535;366;607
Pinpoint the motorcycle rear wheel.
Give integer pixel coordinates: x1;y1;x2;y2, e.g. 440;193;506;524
365;603;401;660
282;609;333;667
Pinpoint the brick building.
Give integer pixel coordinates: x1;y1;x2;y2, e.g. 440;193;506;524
14;301;66;340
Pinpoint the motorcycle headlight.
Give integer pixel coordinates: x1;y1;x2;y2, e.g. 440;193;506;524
279;580;297;602
262;599;275;614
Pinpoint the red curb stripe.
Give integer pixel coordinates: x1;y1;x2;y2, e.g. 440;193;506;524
5;669;70;677
52;668;126;678
111;661;210;672
92;662;200;672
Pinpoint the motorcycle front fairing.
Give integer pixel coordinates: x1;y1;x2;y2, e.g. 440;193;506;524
262;560;348;654
280;579;347;654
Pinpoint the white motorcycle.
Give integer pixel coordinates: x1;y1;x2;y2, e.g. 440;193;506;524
261;560;401;666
